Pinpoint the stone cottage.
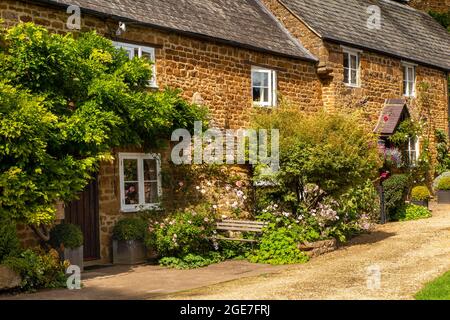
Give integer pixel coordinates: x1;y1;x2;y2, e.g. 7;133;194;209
1;0;449;264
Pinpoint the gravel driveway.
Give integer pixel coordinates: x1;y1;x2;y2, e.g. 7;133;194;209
166;203;450;300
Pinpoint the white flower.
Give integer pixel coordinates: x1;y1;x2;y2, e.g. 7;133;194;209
201;189;206;194
207;181;212;186
173;234;177;238
187;220;192;224
204;217;210;222
212;205;218;209
196;186;200;190
243;195;247;200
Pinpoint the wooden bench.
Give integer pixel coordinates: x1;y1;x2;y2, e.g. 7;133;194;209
215;220;268;243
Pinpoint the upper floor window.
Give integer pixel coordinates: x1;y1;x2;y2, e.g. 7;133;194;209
113;41;157;87
119;153;162;212
403;63;416;97
252;67;277;107
343;49;360;87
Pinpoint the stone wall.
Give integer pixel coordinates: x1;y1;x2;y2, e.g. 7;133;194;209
409;0;450;13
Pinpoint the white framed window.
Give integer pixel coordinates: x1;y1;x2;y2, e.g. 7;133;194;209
402;63;416;97
113;41;157;88
343;48;360;87
251;67;277;107
119;153;162;212
407;137;420;167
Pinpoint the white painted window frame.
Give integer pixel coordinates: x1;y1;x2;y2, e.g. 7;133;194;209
251;66;277;107
118;152;162;212
402;62;416;97
342;47;361;87
113;41;158;88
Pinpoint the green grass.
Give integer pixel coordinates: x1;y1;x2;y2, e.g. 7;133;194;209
415;271;450;300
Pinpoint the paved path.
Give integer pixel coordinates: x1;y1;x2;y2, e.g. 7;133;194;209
1;260;286;300
166;203;450;300
3;203;449;300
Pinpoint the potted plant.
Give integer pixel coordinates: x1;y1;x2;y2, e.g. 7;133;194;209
112;218;147;265
436;177;450;204
49;223;84;271
411;186;431;208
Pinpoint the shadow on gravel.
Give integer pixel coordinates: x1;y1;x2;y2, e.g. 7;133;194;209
345;231;396;246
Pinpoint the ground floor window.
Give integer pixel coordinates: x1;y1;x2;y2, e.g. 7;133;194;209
119;153;162;212
407;137;420;167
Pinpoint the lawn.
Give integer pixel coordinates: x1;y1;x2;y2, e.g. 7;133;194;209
415;271;450;300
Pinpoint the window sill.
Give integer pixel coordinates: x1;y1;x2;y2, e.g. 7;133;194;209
253;103;276;108
344;83;361;88
120;203;162;213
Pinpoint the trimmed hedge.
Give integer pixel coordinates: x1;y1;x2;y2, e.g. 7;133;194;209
437;177;450;191
383;174;410;219
49;223;83;249
411;186;431;201
113;218;147;241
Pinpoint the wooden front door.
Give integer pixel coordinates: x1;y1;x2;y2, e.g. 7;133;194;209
65;176;100;261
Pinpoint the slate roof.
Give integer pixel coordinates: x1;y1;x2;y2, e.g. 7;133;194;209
280;0;450;70
374;99;410;135
35;0;316;61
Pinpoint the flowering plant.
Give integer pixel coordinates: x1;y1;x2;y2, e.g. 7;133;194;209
145;209;215;257
383;147;403;169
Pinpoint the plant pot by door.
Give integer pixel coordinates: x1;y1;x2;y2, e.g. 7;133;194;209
411;200;429;208
112;240;146;265
437;190;450;204
61;246;84;272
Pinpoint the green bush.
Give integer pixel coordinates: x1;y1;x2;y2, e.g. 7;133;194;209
49;223;83;249
0;218;20;262
395;204;432;221
248;228;309;265
3;248;67;292
382;174;410;219
251;105;381;214
437;177;450;191
411;186;431;201
112;217;148;241
159;252;225;269
146;210;215;257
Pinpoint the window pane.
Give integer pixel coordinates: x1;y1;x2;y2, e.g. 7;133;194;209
351;55;357;69
262;72;269;87
408;67;414;81
253;87;261;102
262;88;269;103
403;80;408;95
123;159;138;181
351;69;357;84
124;182;139;204
141;50;153;62
252;71;262;87
343;53;349;69
143;159;157;180
145;182;158;204
344;67;349;83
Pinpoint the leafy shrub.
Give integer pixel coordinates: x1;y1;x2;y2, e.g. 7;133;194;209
395;204;432;221
49;223;83;249
433;172;450;190
437;177;450;191
411;186;431;201
159;252;225;269
146;210;215;257
382;174;410;219
0;218;21;263
248;228;309;265
251;105;381;214
3;248;67;291
113;218;148;241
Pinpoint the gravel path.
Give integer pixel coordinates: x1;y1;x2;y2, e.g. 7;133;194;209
165;203;450;300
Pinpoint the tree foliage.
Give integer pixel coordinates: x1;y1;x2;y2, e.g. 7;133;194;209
0;23;207;226
251;104;381;213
